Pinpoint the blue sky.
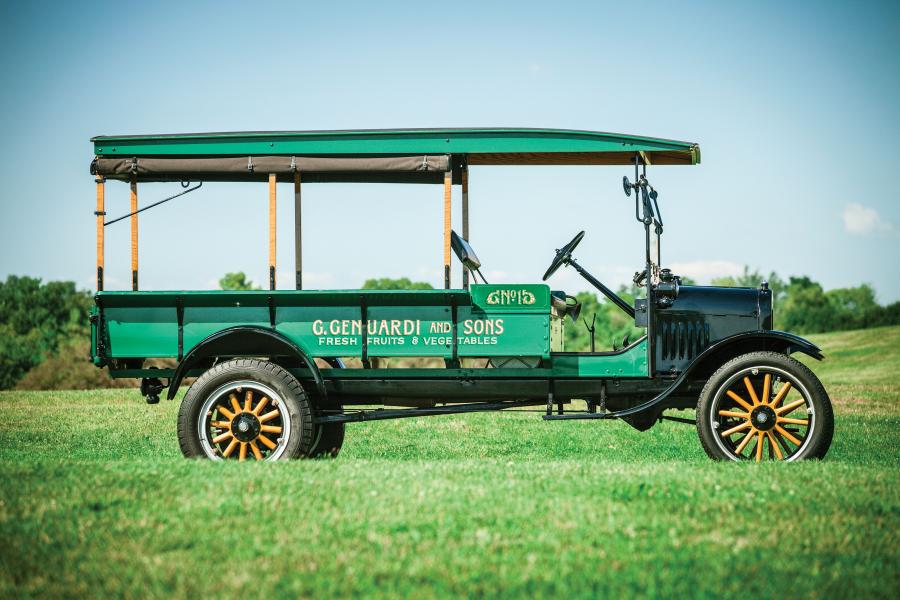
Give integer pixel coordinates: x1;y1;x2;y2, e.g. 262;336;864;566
1;0;899;301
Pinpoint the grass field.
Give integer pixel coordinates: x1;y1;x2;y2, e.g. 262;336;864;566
1;327;898;598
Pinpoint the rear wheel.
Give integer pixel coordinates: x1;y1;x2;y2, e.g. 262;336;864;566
307;358;347;458
697;351;833;462
178;358;314;461
308;412;345;458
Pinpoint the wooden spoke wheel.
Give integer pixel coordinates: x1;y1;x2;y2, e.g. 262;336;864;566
178;359;315;461
199;381;289;461
697;351;833;462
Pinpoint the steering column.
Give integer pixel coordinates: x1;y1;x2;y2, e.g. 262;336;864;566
542;231;636;319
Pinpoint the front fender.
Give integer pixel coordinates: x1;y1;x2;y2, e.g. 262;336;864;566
165;326;325;400
679;329;823;382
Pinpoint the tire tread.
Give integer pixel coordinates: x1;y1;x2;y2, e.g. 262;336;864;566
696;351;833;461
177;358;315;460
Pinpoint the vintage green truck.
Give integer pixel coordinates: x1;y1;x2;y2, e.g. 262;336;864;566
89;128;833;462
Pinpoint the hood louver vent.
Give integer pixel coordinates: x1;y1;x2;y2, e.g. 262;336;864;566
659;319;710;361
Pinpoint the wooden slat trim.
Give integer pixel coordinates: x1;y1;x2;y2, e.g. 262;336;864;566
294;171;301;290
130;178;138;290
96;177;105;291
269;173;277;290
443;170;451;289
461;165;469;289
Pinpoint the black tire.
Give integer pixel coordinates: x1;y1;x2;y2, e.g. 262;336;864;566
308;417;345;458
697;351;833;462
307;358;347;458
177;358;315;461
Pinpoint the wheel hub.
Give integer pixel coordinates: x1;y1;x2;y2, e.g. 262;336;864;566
231;412;261;442
750;405;777;432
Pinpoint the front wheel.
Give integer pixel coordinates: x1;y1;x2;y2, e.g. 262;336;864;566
697;351;833;462
177;358;315;461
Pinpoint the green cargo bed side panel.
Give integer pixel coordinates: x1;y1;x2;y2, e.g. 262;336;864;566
96;285;552;360
104;307;178;358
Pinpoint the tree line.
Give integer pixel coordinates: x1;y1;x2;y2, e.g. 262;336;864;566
564;267;899;352
217;269;900;351
0;276;96;390
0;268;897;390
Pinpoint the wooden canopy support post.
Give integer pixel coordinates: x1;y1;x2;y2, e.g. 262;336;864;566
130;178;138;290
269;174;277;290
294;171;302;290
443;170;452;289
461;164;469;289
96;176;105;291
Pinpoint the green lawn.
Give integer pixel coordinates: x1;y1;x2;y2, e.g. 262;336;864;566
1;327;898;598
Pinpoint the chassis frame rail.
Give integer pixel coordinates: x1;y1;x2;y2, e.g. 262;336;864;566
315;399;546;424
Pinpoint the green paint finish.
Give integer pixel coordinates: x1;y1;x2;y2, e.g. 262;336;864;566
91;128;699;164
183;305;269;352
550;339;649;378
96;287;549;360
95;287;650;377
104;307;179;358
277;305;548;358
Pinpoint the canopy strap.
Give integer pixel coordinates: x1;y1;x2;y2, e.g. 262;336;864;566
104;182;202;226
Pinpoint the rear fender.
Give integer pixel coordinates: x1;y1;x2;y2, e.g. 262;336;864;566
165;326;325;400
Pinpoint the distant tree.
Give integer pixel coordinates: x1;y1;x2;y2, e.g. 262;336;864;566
709;268;898;334
0;276;91;389
563;291;611;351
219;272;259;291
562;285;645;352
0;326;44;390
777;278;885;334
824;284;879;331
826;284;878;313
15;338;135;391
0;276;90;341
876;301;900;327
778;276;833;333
362;277;433;290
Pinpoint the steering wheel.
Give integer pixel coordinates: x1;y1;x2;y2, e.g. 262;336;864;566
542;231;585;281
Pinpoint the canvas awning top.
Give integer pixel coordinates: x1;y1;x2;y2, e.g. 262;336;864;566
91;128;700;183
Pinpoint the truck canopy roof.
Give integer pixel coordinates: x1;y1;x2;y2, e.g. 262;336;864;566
91;128;700;184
